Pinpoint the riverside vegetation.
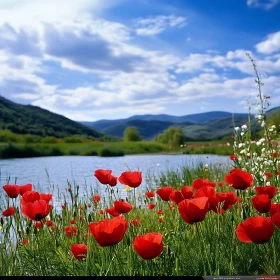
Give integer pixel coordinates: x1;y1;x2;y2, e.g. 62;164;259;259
0;55;280;276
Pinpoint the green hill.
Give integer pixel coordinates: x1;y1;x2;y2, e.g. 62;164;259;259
0;96;102;138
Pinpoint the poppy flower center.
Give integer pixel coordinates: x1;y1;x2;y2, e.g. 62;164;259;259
35;213;44;220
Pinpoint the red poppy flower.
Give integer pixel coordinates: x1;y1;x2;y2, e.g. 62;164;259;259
23;238;28;245
105;206;121;217
157;209;163;214
130;218;142;226
169;190;185;205
47;220;53;227
114;200;133;214
252;194;271;213
147;203;156;209
118;171;142;188
92;195;101;204
264;172;271;179
270;202;280;216
271;212;280;229
99;209;104;215
255;186;278;199
94;169;118;186
181;186;193;199
218;191;237;206
178;197;209;225
217;182;223;187
34;221;43;229
194;186;216;211
2;184;20;198
70;219;76;224
88;216;128;247
71;244;88;260
20;191;40;205
192;178;216;190
21;200;51;221
40;193;52;203
64;226;77;237
145;191;155;199
224;168;253;190
156;186;174;201
133;232;163;260
230;155;238;161
236;216;274;244
158;217;163;223
19;184;32;196
61;205;66;210
2;206;15;217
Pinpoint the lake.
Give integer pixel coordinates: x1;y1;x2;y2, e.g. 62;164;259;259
0;154;231;207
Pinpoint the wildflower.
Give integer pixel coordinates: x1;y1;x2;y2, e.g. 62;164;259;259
147;203;156;209
34;221;43;229
270;202;280;216
178;197;209;225
133;232;163;260
156;186;174;201
21;200;51;221
255;186;278;199
271;212;280;229
70;219;76;224
145;191;155;199
230;155;238;161
194;186;216;211
157;209;163;215
252;194;272;213
192;178;216;190
169;190;185;205
70;244;88;260
20;191;40;205
23;238;28;245
64;226;77;237
2;206;15;217
92;195;101;204
114;200;133;214
47;220;53;227
99;209;104;215
181;186;193;199
19;184;32;196
130;218;142;226
224;168;253;190
236;216;274;244
94;169;118;186
118;171;142;188
105;206;121;217
88;216;128;247
40;193;52;203
123;185;132;191
2;184;20;199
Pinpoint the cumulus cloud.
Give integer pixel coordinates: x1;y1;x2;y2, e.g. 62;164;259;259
255;31;280;54
0;23;42;56
43;23;144;73
247;0;279;10
135;15;187;36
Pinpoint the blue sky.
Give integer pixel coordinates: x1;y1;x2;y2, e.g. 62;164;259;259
0;0;280;121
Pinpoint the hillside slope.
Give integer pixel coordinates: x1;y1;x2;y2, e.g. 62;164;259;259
0;96;102;138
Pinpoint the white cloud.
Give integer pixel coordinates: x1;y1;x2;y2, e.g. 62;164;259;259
135;15;187;36
255;31;280;54
247;0;279;10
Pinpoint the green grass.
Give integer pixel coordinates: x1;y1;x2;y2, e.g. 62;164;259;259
0;139;235;159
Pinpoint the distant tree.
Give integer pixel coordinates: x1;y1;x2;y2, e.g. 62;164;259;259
154;126;184;147
123;126;141;141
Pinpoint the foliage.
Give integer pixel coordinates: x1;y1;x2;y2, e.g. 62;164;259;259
0;96;102;138
123;126;141;142
154;126;185;147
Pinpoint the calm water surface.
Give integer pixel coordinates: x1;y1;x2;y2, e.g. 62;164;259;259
0;154;231;207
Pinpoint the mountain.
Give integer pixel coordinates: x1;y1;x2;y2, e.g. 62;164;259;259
81;111;252;140
0;95;102;138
